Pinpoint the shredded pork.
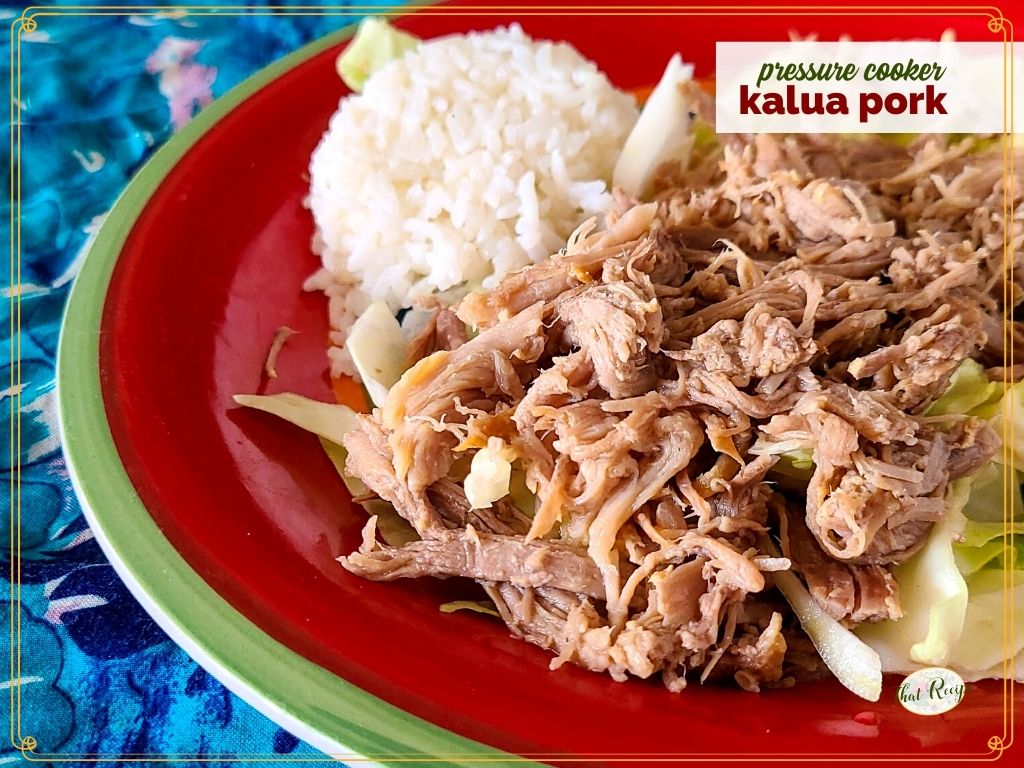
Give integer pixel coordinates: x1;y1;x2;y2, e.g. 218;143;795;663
338;125;1018;693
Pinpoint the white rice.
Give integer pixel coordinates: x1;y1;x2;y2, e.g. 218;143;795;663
306;24;638;376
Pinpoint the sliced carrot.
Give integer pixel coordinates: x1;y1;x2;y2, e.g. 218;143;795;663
331;374;371;413
630;84;655;104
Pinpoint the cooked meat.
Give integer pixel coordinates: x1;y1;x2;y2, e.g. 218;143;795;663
552;600;681;682
484;581;578;652
456;204;659;329
649;558;707;626
847;302;986;410
343;415;447;538
336;120;1019;694
426;478;530;536
779;178;895;243
485;531;770;687
947;417;1002;479
814;309;887;362
340;527;607;599
407;308;470;362
755;385;997;564
585;418;705;618
557;278;663;398
780;501;901;623
383;302;546;492
718;611;787;692
683;303;815;387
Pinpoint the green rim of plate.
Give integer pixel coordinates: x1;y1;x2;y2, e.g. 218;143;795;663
55;15;534;767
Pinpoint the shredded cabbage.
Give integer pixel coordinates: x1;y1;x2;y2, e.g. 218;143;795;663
954;537;1011;577
347;299;409;408
857;373;1024;681
761;537;882;701
232;392;360;445
952;467;1024;576
233;392;418;546
991;380;1024;474
958;516;1024;549
463;437;516;509
751;440;813;490
958;461;1020;523
335;17;419;92
612;53;696;197
926;359;1005;419
947;570;1024;674
508;469;537;517
439;601;500;618
770;447;814;483
319;437;418;547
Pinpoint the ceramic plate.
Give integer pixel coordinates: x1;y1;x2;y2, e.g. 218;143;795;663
58;2;1011;764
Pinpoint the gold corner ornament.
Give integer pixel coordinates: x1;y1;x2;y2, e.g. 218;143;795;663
15;12;37;33
6;3;1017;763
987;12;1007;34
987;734;1008;753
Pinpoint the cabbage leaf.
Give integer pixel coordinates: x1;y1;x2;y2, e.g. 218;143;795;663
926;359;1005;419
761;536;882;701
990;380;1024;474
335;17;419;92
233;392;418;546
857;470;1024;681
439;600;500;618
947;570;1024;674
347;299;409;408
463;437;516;509
233;392;360;446
319;437;418;547
613;53;696;197
959;461;1021;523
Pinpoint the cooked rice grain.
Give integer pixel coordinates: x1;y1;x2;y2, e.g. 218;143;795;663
307;24;638;375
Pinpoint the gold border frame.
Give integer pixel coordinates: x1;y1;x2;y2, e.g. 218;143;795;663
7;2;1018;763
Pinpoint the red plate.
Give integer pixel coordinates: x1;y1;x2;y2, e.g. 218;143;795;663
63;1;1016;763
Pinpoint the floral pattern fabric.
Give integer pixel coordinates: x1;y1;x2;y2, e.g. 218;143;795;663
1;2;388;761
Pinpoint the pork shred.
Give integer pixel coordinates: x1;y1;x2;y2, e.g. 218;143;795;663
338;127;1016;694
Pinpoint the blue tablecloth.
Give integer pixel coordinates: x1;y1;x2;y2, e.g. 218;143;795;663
1;2;390;761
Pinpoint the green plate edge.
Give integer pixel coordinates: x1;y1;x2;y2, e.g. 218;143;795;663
54;12;536;767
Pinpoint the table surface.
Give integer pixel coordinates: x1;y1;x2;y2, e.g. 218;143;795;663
3;2;390;761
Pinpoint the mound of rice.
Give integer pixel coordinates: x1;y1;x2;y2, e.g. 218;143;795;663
306;24;638;375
